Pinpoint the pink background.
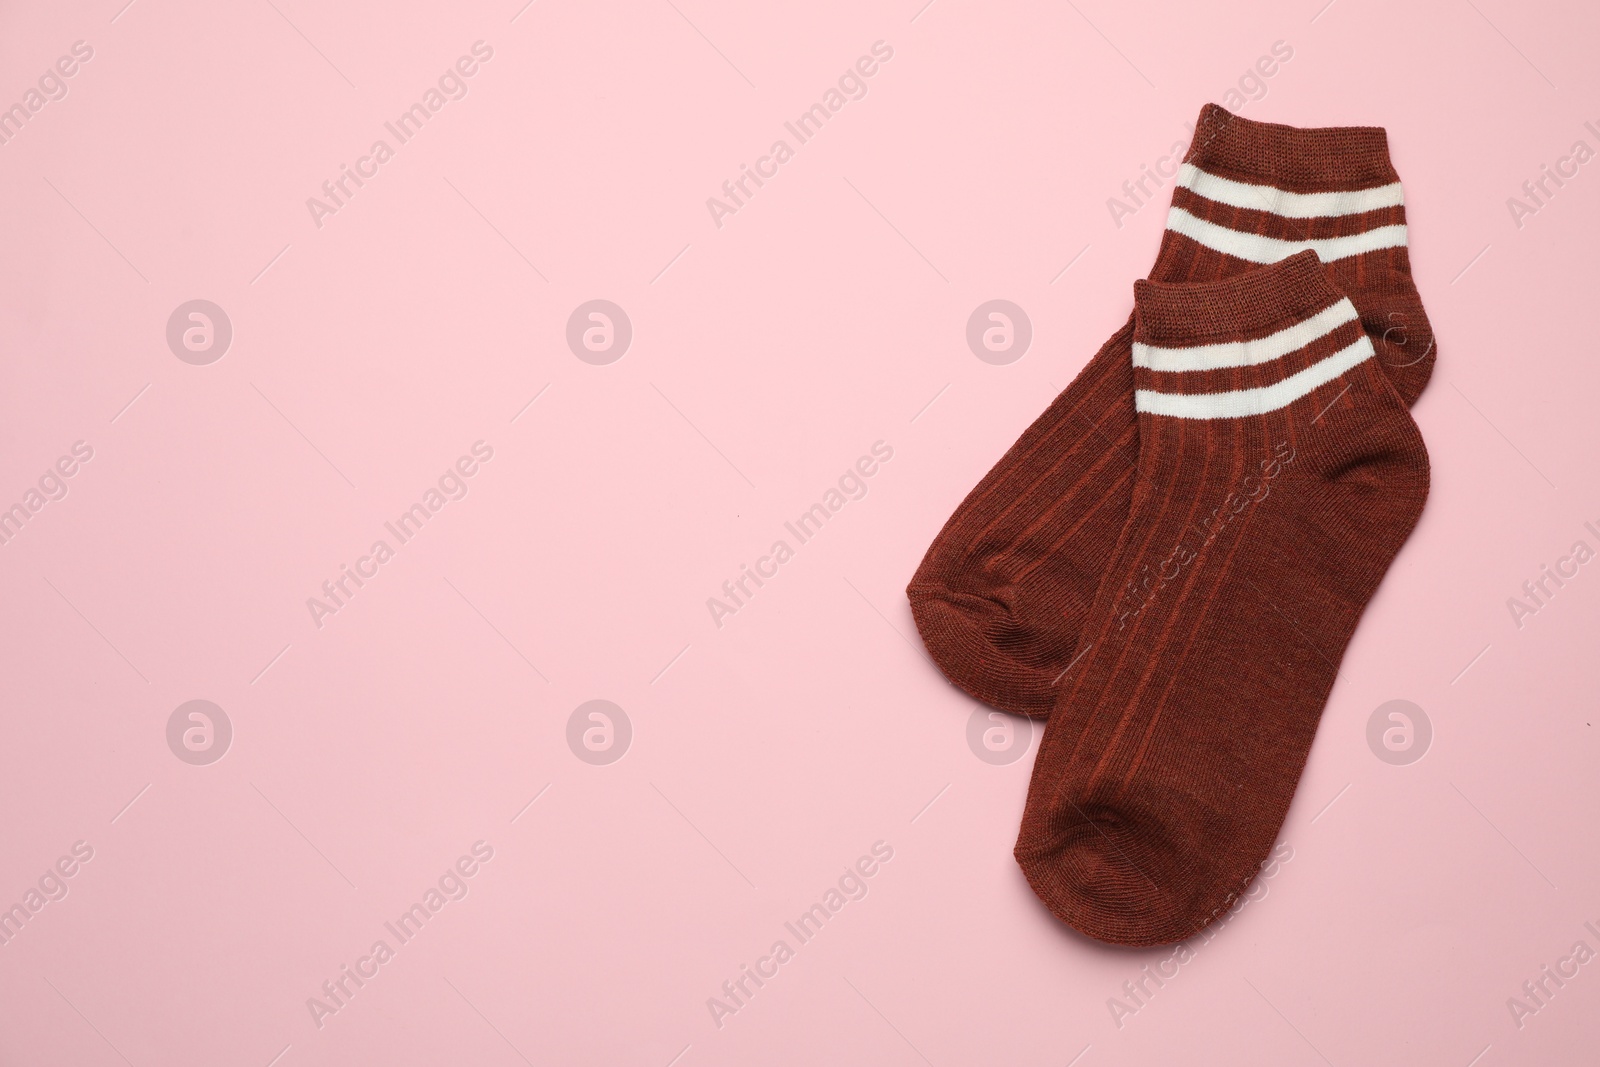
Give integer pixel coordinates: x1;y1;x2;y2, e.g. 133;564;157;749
2;0;1597;1063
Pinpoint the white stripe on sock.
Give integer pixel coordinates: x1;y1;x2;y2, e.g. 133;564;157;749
1165;206;1407;264
1135;335;1375;419
1133;298;1359;372
1177;163;1404;218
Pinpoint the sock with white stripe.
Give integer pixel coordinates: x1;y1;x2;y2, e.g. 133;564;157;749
907;104;1434;717
1167;103;1435;404
1014;252;1429;946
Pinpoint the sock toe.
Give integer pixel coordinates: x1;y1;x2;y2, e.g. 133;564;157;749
907;584;1063;717
1014;786;1242;947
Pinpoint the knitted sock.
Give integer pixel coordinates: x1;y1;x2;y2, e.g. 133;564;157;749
907;104;1435;717
1013;252;1428;946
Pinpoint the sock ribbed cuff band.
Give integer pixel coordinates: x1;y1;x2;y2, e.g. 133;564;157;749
1132;251;1373;420
1132;249;1339;346
1185;102;1401;191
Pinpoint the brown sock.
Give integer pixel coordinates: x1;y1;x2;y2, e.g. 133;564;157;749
1013;252;1429;946
907;104;1435;717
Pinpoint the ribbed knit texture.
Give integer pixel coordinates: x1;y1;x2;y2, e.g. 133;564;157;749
907;104;1436;717
1013;252;1429;946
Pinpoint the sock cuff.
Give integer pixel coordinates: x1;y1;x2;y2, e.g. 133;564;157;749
1132;250;1339;347
1132;254;1377;420
1185;103;1400;192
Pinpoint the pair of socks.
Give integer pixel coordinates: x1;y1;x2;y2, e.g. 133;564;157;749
908;105;1433;946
